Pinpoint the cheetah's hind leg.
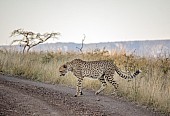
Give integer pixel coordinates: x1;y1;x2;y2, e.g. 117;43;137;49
106;76;119;95
95;76;107;95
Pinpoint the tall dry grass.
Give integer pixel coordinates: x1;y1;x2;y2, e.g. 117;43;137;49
0;49;169;113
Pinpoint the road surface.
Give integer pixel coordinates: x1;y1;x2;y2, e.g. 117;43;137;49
0;74;166;116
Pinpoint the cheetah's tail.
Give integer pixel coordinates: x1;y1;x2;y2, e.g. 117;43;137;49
115;66;141;79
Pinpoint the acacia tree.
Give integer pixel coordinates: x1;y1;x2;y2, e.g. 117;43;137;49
10;29;60;53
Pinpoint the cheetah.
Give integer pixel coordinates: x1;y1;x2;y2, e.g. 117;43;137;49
59;59;141;97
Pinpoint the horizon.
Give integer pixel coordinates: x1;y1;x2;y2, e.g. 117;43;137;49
1;39;169;57
1;39;169;46
0;0;170;45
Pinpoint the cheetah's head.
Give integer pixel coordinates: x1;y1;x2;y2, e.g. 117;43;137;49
59;64;68;76
59;63;73;76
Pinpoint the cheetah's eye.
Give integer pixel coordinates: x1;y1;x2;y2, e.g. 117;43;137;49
63;65;67;68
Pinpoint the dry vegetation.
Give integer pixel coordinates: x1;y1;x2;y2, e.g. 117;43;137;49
0;49;169;114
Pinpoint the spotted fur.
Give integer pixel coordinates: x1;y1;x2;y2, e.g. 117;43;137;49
59;59;141;97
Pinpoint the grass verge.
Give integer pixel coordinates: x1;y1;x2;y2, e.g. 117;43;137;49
0;49;169;114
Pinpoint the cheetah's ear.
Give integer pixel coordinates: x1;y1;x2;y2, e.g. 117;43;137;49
63;64;67;68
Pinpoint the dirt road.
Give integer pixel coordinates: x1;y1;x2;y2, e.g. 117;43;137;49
0;74;166;116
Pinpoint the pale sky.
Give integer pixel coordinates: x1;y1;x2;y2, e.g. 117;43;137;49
0;0;170;45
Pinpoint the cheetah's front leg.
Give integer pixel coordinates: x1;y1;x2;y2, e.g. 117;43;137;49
75;77;83;97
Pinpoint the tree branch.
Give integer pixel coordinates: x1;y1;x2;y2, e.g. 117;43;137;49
76;34;86;53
